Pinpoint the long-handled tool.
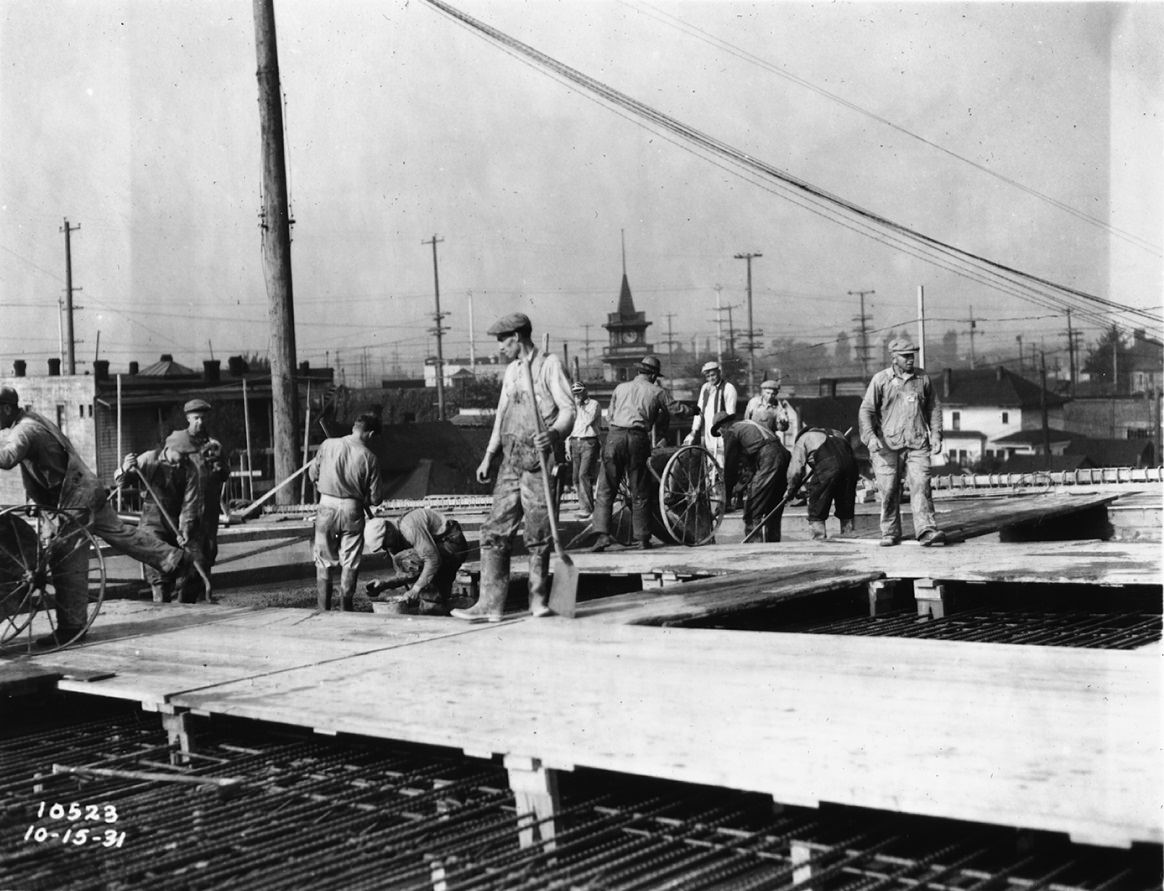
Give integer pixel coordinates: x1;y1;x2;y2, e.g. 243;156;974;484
521;354;579;618
741;468;812;544
134;469;214;601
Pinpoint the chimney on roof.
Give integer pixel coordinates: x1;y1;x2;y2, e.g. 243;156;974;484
203;359;221;383
227;355;248;376
128;361;140;375
48;358;61;377
996;366;1004;382
943;368;951;399
12;360;26;378
93;360;110;381
160;354;174;362
299;360;310;374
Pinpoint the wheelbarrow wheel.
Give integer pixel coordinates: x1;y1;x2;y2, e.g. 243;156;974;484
0;505;106;654
657;445;725;546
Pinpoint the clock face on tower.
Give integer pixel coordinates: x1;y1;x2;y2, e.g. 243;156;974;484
621;330;639;344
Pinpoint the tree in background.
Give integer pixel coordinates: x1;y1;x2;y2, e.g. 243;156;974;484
1082;326;1131;393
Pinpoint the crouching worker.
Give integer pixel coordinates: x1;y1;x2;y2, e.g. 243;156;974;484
309;412;382;612
116;431;203;603
712;411;790;543
0;386;189;646
786;427;859;540
366;508;468;615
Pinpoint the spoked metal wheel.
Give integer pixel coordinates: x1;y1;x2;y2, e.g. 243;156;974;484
657;445;725;546
606;475;638;547
0;505;105;654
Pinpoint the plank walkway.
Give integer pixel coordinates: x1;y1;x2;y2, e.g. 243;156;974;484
3;533;1159;850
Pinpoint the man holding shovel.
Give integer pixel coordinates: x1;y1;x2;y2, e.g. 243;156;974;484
452;312;574;623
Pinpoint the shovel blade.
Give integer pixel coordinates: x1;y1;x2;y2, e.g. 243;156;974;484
548;552;579;618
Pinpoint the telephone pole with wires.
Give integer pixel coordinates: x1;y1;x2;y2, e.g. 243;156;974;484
423;234;448;420
734;252;762;394
60;218;81;374
848;289;875;377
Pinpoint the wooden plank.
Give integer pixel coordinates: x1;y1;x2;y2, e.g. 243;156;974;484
170;623;1161;847
580;567;884;625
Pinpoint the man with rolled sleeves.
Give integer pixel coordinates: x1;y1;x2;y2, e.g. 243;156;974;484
858;338;945;547
0;386;188;645
309;412;383;611
451;312;575;622
567;382;601;521
686;360;737;468
744;378;798;446
366;507;468;615
588;355;688;552
711;410;790;543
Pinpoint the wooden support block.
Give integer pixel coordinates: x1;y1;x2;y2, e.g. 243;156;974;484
504;755;561;850
867;579;897;616
914;578;947;619
790;840;813;884
160;708;194;765
641;573;664;590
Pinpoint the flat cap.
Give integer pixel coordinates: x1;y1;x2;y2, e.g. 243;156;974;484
760;379;781;390
701;360;720;373
571;382;587;392
710;411;735;436
183;398;212;413
638;355;664;376
485;312;531;336
0;385;19;405
888;338;917;354
164;430;199;455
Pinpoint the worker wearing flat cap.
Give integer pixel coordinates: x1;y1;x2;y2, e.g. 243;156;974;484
567;381;602;521
744;378;799;447
173;398;226;602
686;360;737;470
452;311;575;622
366;507;469;615
117;430;204;603
589;355;691;552
858;337;945;547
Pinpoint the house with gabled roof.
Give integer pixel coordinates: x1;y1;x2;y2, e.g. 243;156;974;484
935;366;1067;467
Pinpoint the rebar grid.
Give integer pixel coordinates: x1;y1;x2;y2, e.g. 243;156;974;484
0;706;1159;890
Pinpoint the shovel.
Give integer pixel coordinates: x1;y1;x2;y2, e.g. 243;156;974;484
135;469;215;602
520;354;579;618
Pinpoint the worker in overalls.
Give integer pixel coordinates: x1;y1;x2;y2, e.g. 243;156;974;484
786;428;860;540
366;507;469;615
712;411;790;543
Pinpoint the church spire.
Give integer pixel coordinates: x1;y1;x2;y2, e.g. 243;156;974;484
617;228;636;317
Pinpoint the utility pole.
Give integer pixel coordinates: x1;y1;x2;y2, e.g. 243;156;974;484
1064;309;1079;396
253;0;299;503
423;234;448;420
581;324;594;377
60;218;81;374
662;312;680;377
713;284;724;369
1110;323;1120;395
916;285;927;370
1040;351;1051;470
848;289;875;377
734;252;762;394
968;306;978;370
1015;335;1024;374
467;289;476;371
725;304;737;357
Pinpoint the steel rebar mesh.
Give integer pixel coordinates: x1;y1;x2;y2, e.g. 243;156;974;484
1;699;1160;890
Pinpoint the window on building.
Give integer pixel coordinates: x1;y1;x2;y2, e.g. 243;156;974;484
56;405;65;429
951;411;961;431
1127;428;1151;440
1001;411;1009;424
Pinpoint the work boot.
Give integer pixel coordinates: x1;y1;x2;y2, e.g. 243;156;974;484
839;519;856;536
587;534;614;553
150;584;172;604
879;535;900;547
316;572;334;611
636;539;652;550
809;520;828;541
918;529;947;547
450;548;509;623
528;551;552;618
339;569;357;612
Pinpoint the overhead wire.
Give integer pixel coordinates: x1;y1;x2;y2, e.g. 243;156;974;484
420;0;1161;333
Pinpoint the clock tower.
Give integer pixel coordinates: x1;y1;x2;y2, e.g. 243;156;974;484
601;270;654;382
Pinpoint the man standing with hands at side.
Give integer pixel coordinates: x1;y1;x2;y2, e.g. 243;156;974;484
452;312;575;623
567;382;601;521
858;338;945;547
686;360;737;469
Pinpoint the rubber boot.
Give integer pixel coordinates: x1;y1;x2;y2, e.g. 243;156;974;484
339;568;357;612
839;518;856;536
451;548;509;623
809;520;828;541
528;550;552;618
316;571;333;612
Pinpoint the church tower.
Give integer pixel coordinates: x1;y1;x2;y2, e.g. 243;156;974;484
601;234;653;382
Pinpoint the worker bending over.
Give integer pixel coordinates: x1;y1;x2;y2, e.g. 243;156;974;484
786;428;859;540
367;507;468;615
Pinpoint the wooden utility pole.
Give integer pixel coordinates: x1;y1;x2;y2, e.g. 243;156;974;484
734;252;762;394
1064;309;1076;395
1040;351;1051;470
916;285;927;370
60;218;81;374
423;234;447;421
849;289;874;376
253;0;299;503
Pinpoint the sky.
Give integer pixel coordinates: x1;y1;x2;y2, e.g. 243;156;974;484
2;0;1161;384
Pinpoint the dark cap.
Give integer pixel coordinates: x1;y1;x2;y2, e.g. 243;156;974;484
486;312;532;337
183;398;212;414
888;338;917;354
760;379;781;390
571;382;586;393
0;385;18;405
164;430;199;455
637;355;665;376
710;411;735;436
